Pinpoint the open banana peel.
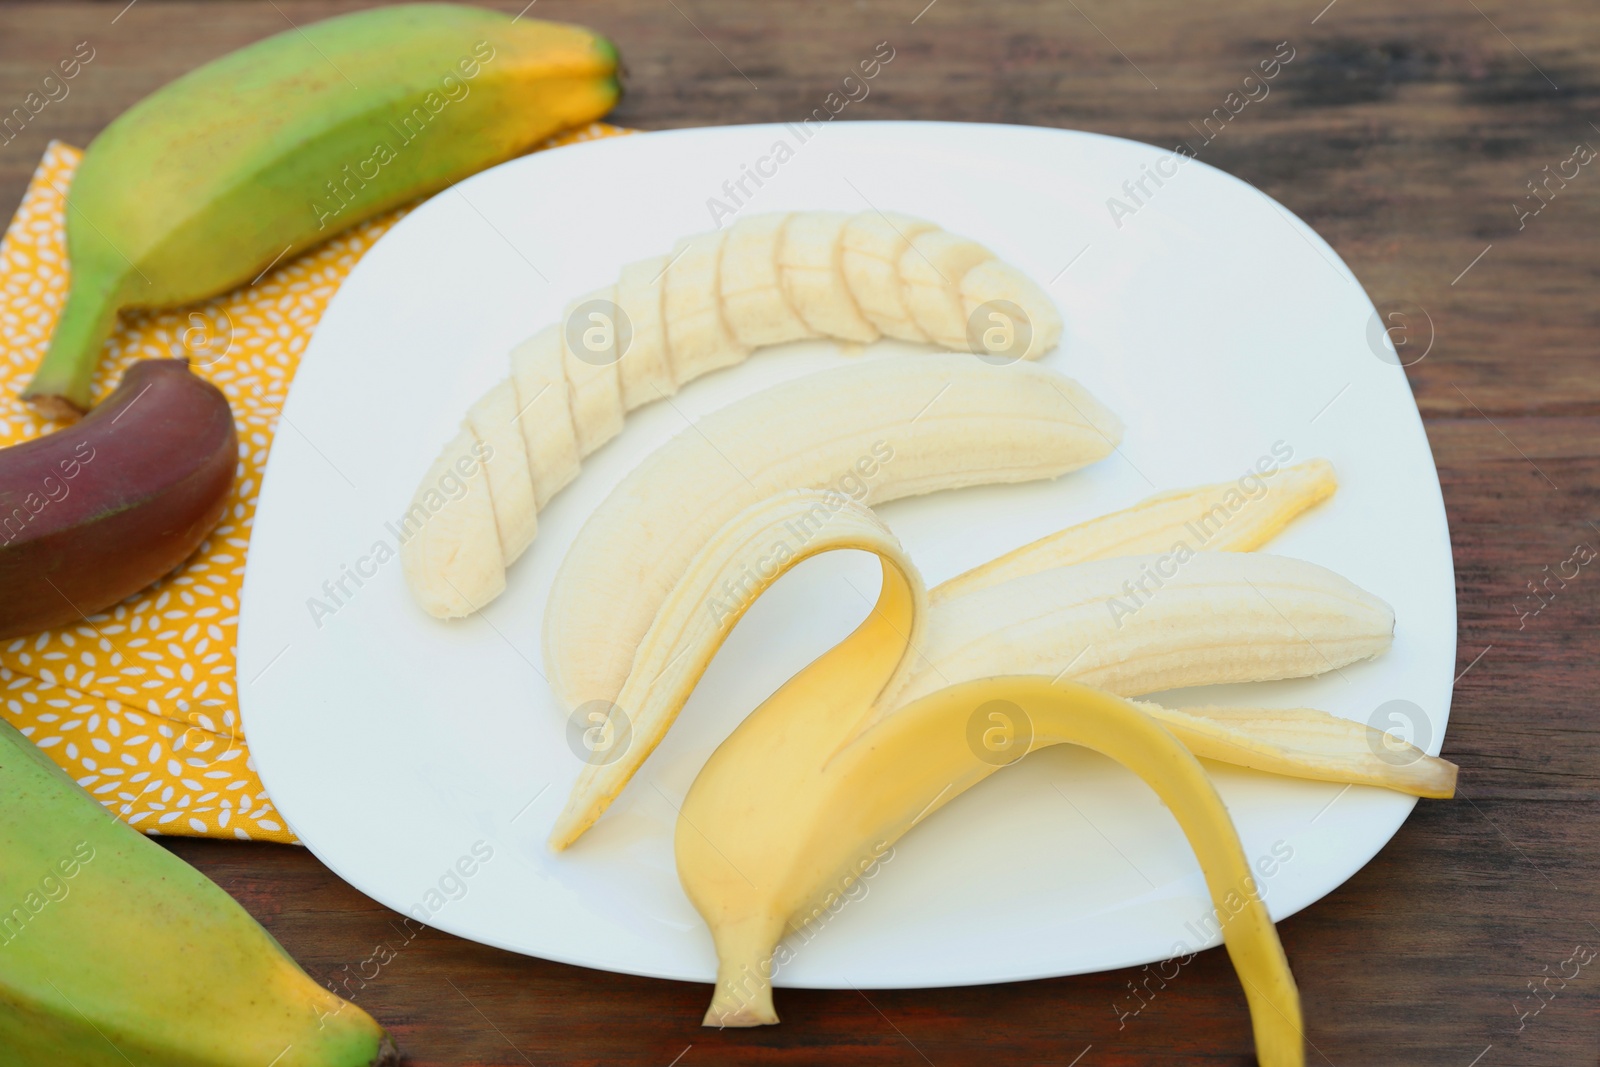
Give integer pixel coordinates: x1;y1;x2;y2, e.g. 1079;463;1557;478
545;469;1454;1066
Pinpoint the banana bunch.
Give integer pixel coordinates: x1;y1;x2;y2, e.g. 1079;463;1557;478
401;212;1063;616
24;4;620;417
541;452;1453;1065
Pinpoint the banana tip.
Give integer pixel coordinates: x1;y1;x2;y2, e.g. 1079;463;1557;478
702;1004;778;1028
371;1033;401;1067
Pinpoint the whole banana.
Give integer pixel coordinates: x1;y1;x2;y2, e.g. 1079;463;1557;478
23;3;621;417
402;210;1063;618
0;360;236;639
0;717;396;1066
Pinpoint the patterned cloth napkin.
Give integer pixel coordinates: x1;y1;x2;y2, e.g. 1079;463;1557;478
0;123;631;843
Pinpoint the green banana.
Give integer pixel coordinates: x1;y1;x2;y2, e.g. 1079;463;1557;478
0;718;396;1066
24;2;621;417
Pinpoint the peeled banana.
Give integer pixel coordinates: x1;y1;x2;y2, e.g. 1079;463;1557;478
932;456;1337;601
885;551;1395;710
24;4;621;417
402;211;1064;617
539;355;1120;736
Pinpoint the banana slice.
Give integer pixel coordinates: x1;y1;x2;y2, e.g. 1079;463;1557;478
901;228;994;348
841;212;938;341
398;429;503;619
960;258;1063;360
779;211;879;342
508;327;581;508
464;379;537;561
615;255;675;410
721;213;813;347
664;230;750;382
561;285;626;455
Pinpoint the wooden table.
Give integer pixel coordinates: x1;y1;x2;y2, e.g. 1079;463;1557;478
4;1;1597;1063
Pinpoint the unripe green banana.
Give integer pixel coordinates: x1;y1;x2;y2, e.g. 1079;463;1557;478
24;3;620;417
0;718;396;1066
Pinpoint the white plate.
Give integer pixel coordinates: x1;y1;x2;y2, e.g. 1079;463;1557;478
238;122;1455;988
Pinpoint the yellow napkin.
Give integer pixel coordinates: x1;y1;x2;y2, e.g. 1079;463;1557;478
0;124;632;843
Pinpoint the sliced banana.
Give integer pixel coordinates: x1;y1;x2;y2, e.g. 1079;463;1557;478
508;327;581;507
664;230;750;383
614;255;675;410
721;213;812;347
464;379;537;561
561;285;626;456
398;429;504;619
841;212;937;341
900;229;994;348
778;211;878;342
406;211;1067;618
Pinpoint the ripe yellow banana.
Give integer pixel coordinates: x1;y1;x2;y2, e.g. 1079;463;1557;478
25;4;620;416
402;212;1063;616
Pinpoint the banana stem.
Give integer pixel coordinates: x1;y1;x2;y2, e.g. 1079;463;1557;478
704;917;785;1026
22;265;127;418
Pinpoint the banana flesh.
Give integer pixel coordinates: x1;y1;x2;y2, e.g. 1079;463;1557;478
404;212;1064;617
933;458;1337;601
541;355;1120;732
887;551;1395;711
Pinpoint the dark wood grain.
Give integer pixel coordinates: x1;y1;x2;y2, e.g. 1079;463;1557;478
5;0;1600;1063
